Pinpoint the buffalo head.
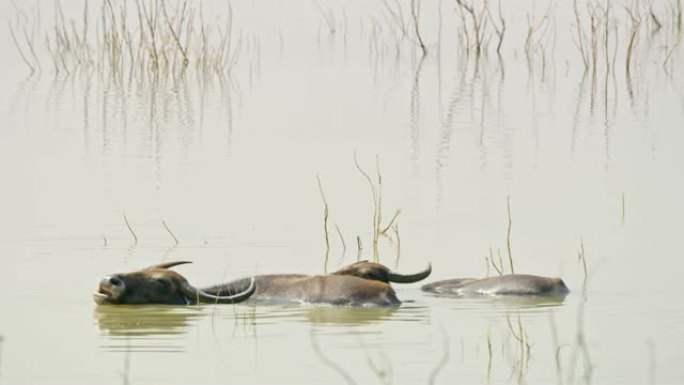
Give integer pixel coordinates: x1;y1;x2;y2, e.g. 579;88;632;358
332;261;432;284
93;261;256;305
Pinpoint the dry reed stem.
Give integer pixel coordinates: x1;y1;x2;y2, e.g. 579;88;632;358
380;209;401;235
578;239;588;289
354;152;380;262
625;5;641;84
485;0;506;54
649;1;663;30
506;196;514;274
317;175;331;273
383;0;408;38
313;0;336;34
161;219;179;245
410;0;427;56
8;21;36;74
455;0;488;56
335;223;347;255
122;212;138;245
487;246;503;276
21;0;241;82
573;0;590;70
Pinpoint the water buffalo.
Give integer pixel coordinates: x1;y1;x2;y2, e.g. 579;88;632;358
421;274;569;297
199;261;432;307
93;261;256;305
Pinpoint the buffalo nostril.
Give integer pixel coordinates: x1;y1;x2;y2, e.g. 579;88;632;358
109;275;123;287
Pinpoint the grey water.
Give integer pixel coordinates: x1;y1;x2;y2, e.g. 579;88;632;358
0;0;683;384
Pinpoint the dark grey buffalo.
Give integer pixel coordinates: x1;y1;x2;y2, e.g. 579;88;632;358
421;274;569;297
93;261;256;305
200;261;432;307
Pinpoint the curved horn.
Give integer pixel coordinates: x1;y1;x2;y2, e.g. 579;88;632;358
387;263;432;283
180;277;256;304
147;261;193;270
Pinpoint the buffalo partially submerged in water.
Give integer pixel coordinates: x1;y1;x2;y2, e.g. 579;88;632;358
93;261;256;305
421;274;569;297
201;261;432;307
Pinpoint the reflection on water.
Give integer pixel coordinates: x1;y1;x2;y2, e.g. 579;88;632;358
1;0;684;383
424;293;569;310
305;306;397;325
94;305;204;337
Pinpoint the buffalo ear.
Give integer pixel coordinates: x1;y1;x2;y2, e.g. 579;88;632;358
146;261;193;270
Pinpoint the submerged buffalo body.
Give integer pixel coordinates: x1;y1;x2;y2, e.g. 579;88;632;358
421;274;569;297
93;261;256;305
201;261;432;307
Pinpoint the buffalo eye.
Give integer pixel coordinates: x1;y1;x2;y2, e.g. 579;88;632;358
155;277;173;289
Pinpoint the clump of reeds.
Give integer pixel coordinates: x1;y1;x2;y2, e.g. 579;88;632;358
484;196;515;275
354;153;401;263
454;0;487;56
10;0;241;82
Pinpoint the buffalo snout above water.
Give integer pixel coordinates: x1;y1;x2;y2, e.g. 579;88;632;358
93;261;256;305
421;274;569;297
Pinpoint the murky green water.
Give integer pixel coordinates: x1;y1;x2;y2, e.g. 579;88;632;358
1;0;683;384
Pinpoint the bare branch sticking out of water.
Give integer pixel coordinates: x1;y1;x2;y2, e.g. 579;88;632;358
506;196;515;274
310;329;356;385
123;212;138;245
410;0;427;56
487;247;503;276
649;2;663;31
313;0;336;34
335;223;347;255
380;209;401;235
354;152;380;262
578;239;588;290
7;20;36;75
354;153;401;263
317;175;331;273
455;0;487;56
486;0;507;54
625;6;641;95
383;0;408;38
161;219;179;245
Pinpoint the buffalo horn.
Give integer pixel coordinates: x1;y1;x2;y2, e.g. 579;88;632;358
148;261;193;270
181;277;256;304
387;263;432;283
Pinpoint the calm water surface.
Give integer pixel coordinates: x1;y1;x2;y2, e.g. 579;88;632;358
0;0;683;384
